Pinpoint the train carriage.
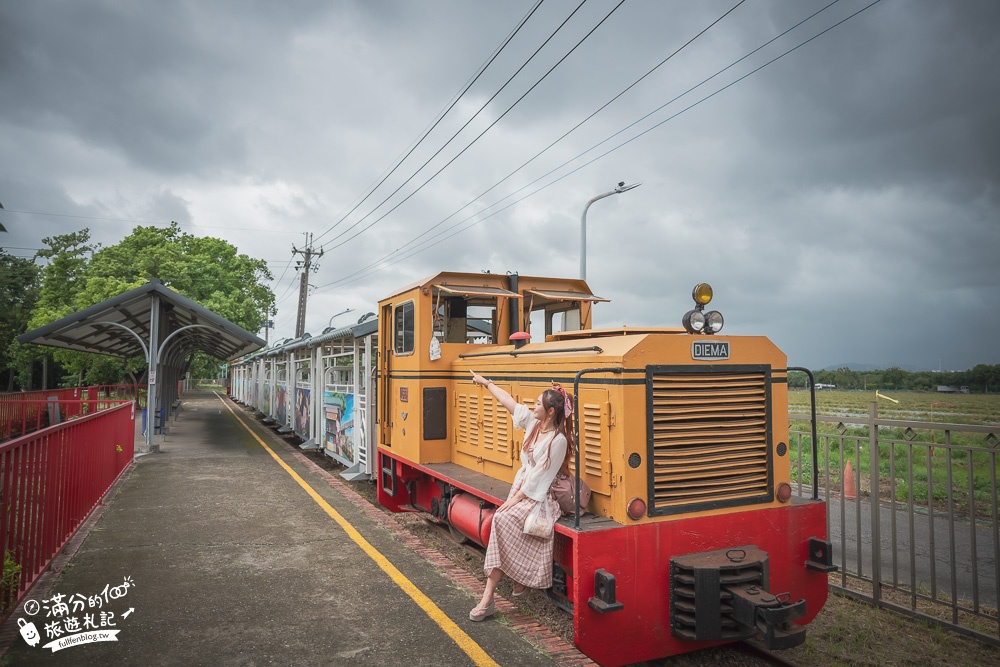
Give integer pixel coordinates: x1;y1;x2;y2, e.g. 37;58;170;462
374;271;834;666
231;318;380;480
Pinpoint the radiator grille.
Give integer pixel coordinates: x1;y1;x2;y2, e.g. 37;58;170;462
647;368;772;515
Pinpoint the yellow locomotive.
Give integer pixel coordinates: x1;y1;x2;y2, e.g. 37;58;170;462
375;271;833;665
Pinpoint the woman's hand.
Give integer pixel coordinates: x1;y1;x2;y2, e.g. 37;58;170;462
470;370;518;413
497;491;529;513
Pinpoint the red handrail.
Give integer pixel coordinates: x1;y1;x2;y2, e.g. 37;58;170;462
0;384;143;443
0;402;135;615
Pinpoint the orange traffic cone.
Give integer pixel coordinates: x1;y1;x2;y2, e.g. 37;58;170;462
843;460;857;500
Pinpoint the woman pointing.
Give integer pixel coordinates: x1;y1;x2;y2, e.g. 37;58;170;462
467;371;574;621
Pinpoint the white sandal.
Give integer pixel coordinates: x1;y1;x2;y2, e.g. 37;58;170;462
469;599;495;621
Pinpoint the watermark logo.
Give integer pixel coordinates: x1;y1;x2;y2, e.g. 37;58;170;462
17;576;134;653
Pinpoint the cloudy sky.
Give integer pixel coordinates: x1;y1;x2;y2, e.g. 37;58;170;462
1;0;997;371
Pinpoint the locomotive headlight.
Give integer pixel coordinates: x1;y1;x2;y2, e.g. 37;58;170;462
684;283;723;334
692;283;713;306
705;310;724;334
682;309;706;333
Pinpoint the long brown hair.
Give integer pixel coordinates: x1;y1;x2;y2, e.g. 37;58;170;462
521;388;575;475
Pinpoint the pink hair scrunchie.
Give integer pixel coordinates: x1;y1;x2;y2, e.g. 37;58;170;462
551;383;573;418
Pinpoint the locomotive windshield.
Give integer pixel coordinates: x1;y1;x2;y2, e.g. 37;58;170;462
431;284;517;345
523;288;607;342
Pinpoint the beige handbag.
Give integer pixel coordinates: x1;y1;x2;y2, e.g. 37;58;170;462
522;499;556;538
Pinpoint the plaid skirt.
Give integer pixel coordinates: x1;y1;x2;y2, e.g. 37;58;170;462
483;478;562;589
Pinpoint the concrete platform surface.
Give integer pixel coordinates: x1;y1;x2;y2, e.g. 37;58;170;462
0;390;559;666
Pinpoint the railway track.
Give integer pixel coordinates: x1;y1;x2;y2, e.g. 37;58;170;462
731;641;803;667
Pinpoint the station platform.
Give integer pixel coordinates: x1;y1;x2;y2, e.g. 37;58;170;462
0;389;587;666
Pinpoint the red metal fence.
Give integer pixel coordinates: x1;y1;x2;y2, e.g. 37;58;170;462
0;385;143;443
0;402;135;615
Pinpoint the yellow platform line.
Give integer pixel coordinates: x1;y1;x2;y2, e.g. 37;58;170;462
216;393;499;667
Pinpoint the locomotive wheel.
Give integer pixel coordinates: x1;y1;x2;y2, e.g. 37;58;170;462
447;521;469;545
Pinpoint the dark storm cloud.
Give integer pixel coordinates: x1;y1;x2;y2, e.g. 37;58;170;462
0;1;331;174
2;0;997;371
741;1;1000;198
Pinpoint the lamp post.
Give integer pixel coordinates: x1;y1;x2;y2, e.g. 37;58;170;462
328;308;355;329
580;181;640;280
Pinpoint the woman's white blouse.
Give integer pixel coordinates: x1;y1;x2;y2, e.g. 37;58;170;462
512;403;567;502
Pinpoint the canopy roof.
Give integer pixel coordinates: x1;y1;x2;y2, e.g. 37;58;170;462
17;279;265;361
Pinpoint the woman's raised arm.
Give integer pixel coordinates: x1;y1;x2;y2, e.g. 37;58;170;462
470;370;519;414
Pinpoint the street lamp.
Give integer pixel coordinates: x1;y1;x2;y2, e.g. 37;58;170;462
327;308;355;329
580;181;640;280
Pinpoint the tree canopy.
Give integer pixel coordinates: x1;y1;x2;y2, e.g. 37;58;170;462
5;223;274;389
0;249;41;390
788;365;1000;394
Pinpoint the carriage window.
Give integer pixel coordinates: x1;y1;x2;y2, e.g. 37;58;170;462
394;301;414;355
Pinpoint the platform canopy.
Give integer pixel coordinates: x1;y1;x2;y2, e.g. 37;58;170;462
18;278;265;361
18;279;265;452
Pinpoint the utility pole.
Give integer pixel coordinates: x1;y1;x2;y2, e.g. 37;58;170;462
292;233;323;338
263;319;273;347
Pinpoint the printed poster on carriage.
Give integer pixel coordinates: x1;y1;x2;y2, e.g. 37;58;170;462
294;387;310;439
275;385;288;426
323;391;355;466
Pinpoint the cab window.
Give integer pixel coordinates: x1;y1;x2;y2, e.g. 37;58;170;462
430;284;518;345
394;301;414;355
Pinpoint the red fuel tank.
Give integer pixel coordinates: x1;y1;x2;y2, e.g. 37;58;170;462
446;493;495;547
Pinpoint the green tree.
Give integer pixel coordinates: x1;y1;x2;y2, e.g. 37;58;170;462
25;230;103;387
909;371;934;391
86;223;273;333
23;224;275;387
964;364;1000;394
31;229;96;325
0;250;41;390
882;367;906;390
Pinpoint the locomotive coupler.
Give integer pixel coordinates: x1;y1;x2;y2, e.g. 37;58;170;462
726;585;807;650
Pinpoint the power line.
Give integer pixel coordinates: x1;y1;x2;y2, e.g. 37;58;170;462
422;0;847;249
337;0;752;278
313;0;750;290
316;0;589;252
314;0;879;292
311;0;547;247
317;0;627;257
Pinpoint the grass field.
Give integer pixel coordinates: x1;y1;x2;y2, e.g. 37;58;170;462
786;390;1000;517
789;389;1000;425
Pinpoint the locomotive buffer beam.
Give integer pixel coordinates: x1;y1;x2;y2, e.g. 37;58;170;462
726;584;806;651
670;545;806;650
